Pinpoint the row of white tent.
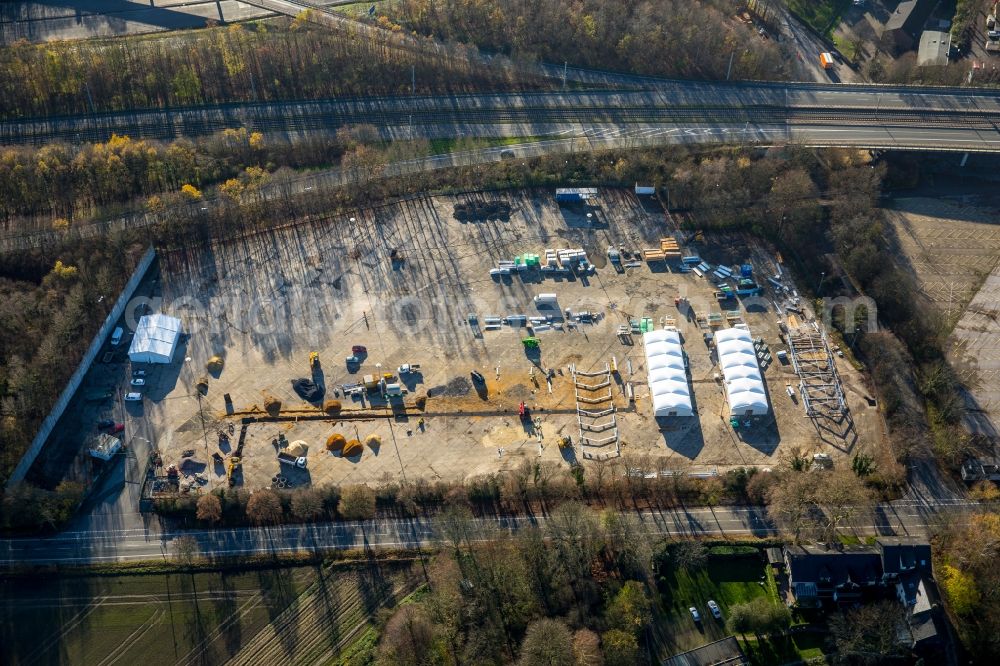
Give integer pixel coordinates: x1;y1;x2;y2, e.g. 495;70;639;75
715;326;770;416
643;329;693;417
642;326;770;418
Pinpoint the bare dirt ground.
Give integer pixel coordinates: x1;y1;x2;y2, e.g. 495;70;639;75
132;189;883;493
885;195;1000;439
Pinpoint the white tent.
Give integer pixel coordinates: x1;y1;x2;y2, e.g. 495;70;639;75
643;329;693;417
128;314;181;364
714;327;769;416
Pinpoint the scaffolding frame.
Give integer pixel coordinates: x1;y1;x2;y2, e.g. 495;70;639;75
571;363;621;454
787;328;847;417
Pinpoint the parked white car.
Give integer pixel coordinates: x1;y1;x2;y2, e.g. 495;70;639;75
124;392;142;402
707;600;722;619
130;378;145;387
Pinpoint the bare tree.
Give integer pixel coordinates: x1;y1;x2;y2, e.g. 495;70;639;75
196;493;222;524
435;503;475;555
246;488;283;525
338;484;377;521
572;629;603;666
828;601;906;664
813;469;875;542
291;488;325;522
376;604;436;666
518;618;574;666
765;471;818;543
172;534;199;565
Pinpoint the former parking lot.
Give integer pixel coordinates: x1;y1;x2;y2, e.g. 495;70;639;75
81;189;884;496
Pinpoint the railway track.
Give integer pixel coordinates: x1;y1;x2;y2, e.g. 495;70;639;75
1;104;997;145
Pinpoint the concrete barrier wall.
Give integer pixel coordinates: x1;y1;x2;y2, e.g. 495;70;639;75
6;246;157;487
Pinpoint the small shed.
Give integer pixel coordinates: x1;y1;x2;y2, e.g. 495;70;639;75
766;547;785;571
128;314;181;364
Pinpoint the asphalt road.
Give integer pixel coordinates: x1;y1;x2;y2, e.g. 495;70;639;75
0;498;982;565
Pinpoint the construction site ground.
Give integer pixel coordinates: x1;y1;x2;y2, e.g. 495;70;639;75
138;189;883;493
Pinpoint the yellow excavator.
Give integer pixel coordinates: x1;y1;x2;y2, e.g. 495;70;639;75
227;456;241;487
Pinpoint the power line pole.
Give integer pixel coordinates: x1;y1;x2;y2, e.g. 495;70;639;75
562;61;567;91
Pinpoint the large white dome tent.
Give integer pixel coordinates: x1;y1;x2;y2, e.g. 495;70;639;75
714;326;769;417
643;329;693;417
128;314;182;364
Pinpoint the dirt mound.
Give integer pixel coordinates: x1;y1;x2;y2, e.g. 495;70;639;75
292;378;324;402
434;376;471;398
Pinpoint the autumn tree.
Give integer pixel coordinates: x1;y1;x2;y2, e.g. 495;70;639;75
196;493;222;524
601;629;638;666
246;488;283;525
940;564;980;616
606;581;652;635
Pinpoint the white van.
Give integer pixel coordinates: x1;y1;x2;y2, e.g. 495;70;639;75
110;327;124;346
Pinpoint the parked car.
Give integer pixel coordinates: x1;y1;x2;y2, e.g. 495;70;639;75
110;326;124;346
97;419;115;430
124;392;142;402
707;600;722;619
110;423;125;434
500;149;516;159
351;345;368;355
130;378;145;387
689;607;701;622
132;369;146;377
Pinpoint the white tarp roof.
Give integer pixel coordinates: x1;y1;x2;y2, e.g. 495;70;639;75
643;329;692;416
128;314;181;364
714;327;769;416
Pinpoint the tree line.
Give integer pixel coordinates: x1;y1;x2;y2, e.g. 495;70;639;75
0;19;542;121
0;241;136;484
389;0;791;82
0;129;350;225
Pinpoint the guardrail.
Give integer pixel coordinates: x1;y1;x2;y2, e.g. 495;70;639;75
5;247;157;487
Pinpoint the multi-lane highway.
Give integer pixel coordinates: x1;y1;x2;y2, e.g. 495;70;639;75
0;499;981;566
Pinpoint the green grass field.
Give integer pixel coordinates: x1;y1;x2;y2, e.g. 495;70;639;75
787;0;851;36
0;561;418;666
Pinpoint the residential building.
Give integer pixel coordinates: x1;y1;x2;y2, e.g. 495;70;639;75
881;0;936;54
